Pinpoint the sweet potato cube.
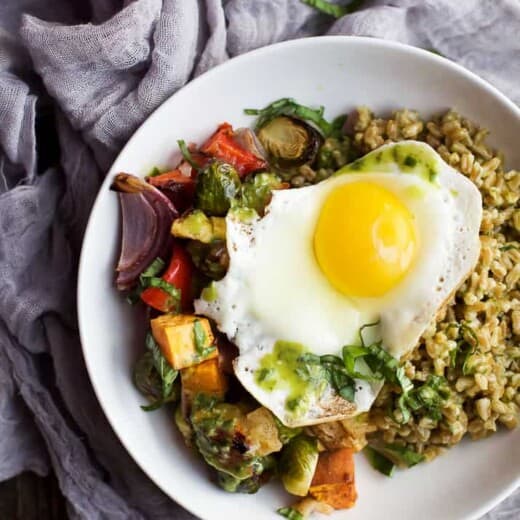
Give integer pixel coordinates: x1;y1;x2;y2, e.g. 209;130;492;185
150;314;216;370
309;448;357;509
181;358;228;398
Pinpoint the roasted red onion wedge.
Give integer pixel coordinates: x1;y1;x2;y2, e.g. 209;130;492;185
111;173;178;290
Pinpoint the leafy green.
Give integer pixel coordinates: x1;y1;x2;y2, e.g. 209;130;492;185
397;375;450;423
301;0;364;19
240;173;284;215
245;98;334;136
134;335;179;411
141;332;179;412
378;443;425;468
126;257;167;305
279;435;319;496
193;319;216;358
364;446;395;477
277;507;304;520
195;162;241;216
448;322;478;374
500;242;519;252
177;139;201;172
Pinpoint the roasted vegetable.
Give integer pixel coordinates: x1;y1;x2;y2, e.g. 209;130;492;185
240;173;285;215
181;358;228;399
111;173;177;290
171;210;226;243
174;404;194;447
186;240;229;280
244;407;283;456
150;314;216;370
195;161;241;216
279;435;319;496
201;123;267;176
309;448;357;509
190;394;276;487
140;244;193;312
216;455;275;494
257;116;322;169
146;164;197;213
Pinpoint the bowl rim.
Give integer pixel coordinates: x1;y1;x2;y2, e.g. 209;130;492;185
77;35;520;519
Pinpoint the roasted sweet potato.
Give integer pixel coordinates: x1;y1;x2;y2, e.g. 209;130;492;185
181;358;228;397
150;314;216;370
309;448;357;510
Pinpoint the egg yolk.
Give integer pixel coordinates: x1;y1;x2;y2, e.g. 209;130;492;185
314;181;417;298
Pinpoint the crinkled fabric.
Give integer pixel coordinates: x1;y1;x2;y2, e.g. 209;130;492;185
0;0;518;518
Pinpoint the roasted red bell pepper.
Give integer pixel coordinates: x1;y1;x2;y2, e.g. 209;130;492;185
141;243;193;312
201;123;267;176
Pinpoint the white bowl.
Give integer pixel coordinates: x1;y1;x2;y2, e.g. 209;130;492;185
78;36;520;520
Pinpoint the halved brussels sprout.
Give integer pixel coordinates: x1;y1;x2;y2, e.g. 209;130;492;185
279;435;319;496
240;172;284;215
195;161;241;216
174;404;194;448
257;116;322;168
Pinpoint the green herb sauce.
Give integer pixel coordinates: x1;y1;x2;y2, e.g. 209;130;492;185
255;341;326;417
337;143;439;183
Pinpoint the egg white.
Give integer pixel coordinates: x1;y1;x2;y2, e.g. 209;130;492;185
195;141;482;427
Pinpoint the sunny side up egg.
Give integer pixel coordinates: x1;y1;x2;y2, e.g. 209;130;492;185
195;141;482;427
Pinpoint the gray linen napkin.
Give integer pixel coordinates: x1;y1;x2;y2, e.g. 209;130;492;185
0;0;518;518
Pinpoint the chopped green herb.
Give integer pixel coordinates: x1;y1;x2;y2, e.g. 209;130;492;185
500;243;519;252
277;507;304;520
245;98;333;136
301;0;364;18
126;257;167;306
378;443;425;468
193;319;216;358
147;166;164;177
141;333;179;411
139;257;166;281
364;446;395;476
177;139;201;172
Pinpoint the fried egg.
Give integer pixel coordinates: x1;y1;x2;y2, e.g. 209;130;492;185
195;141;482;427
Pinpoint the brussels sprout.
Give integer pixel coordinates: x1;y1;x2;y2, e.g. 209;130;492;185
186;240;229;280
174;404;194;448
133;351;163;401
216;455;275;494
257;116;322;169
133;350;179;411
190;393;275;490
279;435;319;496
195;162;241;216
240;173;284;215
217;472;261;494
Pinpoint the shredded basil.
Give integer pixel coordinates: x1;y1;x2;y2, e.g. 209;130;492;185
140;257;166;281
147;166;166;177
364;446;395;477
277;507;304;520
245;98;334;136
193;319;216;358
141;333;179;411
301;0;364;18
500;243;519;252
177;139;201;172
365;443;424;474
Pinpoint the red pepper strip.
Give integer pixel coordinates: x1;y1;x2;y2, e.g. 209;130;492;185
201;122;267;177
140;243;193;312
148;170;195;187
